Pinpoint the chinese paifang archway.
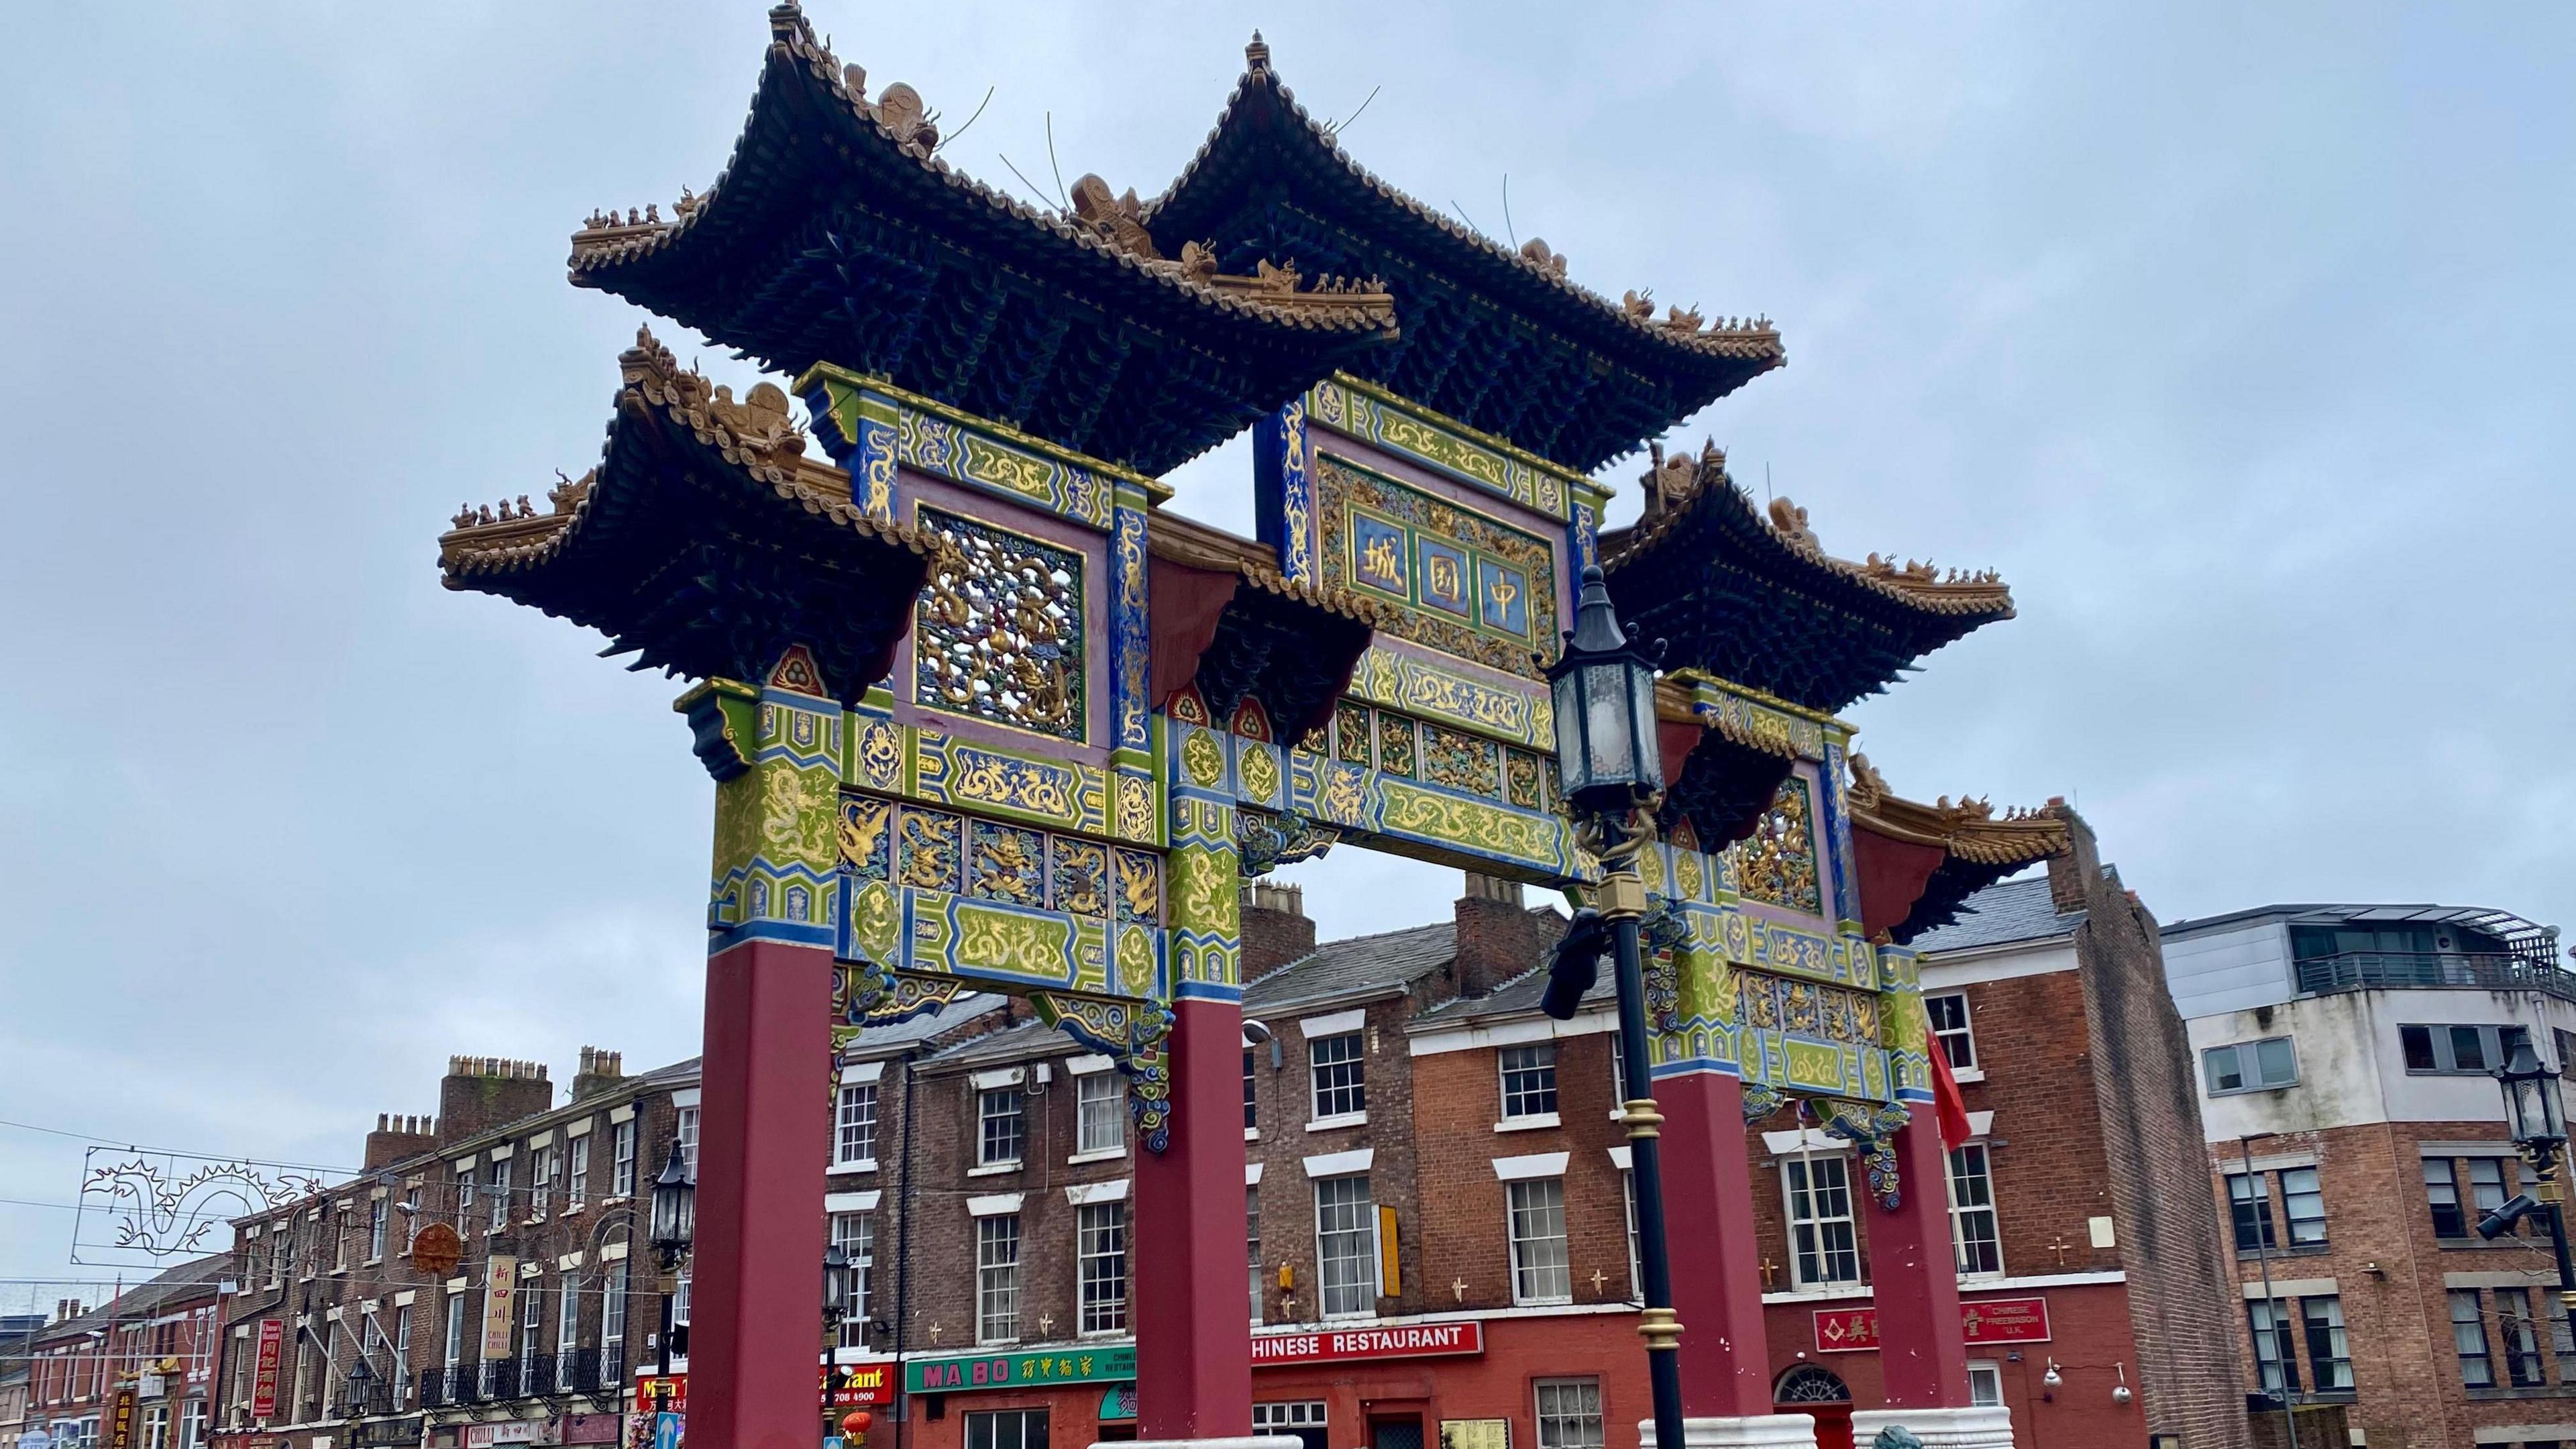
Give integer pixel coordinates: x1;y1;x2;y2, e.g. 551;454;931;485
437;13;2059;1449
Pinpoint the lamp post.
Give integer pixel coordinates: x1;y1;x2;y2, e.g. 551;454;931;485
1540;564;1684;1449
649;1138;697;1384
345;1357;376;1423
2480;1040;2576;1309
822;1246;851;1447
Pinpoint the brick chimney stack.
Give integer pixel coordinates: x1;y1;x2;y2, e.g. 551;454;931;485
436;1056;553;1147
1450;873;1564;1001
2043;797;2094;916
1240;879;1317;980
364;1112;439;1169
572;1046;627;1102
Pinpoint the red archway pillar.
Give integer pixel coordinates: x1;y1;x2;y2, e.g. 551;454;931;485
1648;1071;1819;1447
690;938;835;1449
1860;1107;1969;1409
1658;1072;1778;1421
1132;996;1256;1443
1846;1108;2010;1448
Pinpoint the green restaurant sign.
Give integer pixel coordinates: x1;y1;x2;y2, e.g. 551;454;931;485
906;1346;1136;1395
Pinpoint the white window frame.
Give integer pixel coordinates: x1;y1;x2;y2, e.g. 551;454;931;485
1499;1042;1560;1125
1311;1173;1379;1318
366;1197;387;1263
1506;1177;1573;1305
1784;1152;1863;1288
976;1214;1022;1344
442;1295;465;1371
568;1134;591;1205
1946;1142;2003;1279
557;1272;580;1364
1247;1185;1265;1324
1966;1361;2003;1408
1534;1377;1605;1449
830;1212;875;1348
612;1120;637;1197
675;1106;700;1175
1308;1031;1367;1126
1075;1071;1128;1159
961;1408;1046;1449
488;1161;511;1232
1925;991;1978;1073
1621;1169;1642;1299
835;1081;880;1170
977;1088;1027;1170
1077;1201;1128;1335
602;1263;628;1360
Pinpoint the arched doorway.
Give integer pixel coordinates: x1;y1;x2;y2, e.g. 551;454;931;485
1774;1365;1854;1449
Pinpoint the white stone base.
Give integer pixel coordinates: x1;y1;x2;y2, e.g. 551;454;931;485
1098;1438;1304;1449
1847;1406;2015;1448
1638;1415;1820;1448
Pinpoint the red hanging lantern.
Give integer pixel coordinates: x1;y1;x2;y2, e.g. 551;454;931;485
840;1410;873;1441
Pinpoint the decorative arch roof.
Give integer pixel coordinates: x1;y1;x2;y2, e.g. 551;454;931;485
562;6;1397;477
1600;444;2016;712
438;327;936;703
1844;753;2069;945
1140;36;1784;472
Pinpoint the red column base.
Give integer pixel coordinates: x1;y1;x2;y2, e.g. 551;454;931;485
1130;996;1255;1442
1862;1105;1972;1409
689;937;835;1449
1656;1072;1777;1420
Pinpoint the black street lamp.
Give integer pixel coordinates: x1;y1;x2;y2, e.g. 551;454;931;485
1540;564;1684;1449
345;1356;376;1420
2480;1040;2576;1309
822;1244;850;1333
649;1139;696;1380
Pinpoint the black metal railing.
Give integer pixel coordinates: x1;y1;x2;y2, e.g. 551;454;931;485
521;1355;558;1397
2296;950;2576;1002
552;1348;614;1395
480;1356;521;1401
418;1371;449;1410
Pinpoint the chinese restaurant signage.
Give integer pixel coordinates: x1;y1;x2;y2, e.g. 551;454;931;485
823;1364;892;1408
632;1375;686;1413
107;1389;137;1449
906;1346;1134;1394
462;1423;549;1448
1252;1321;1483;1366
481;1256;520;1362
1813;1296;2051;1353
250;1321;284;1419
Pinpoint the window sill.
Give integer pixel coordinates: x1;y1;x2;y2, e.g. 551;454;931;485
1495;1114;1560;1133
1513;1296;1574;1309
1067;1148;1128;1166
1244;1128;1260;1142
967;1162;1022;1178
828;1161;879;1176
1307;1112;1368;1133
1949;1067;1987;1084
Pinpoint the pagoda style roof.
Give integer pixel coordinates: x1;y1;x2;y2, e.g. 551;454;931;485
1845;753;2068;945
564;6;1398;478
1601;445;2015;713
439;328;935;702
1148;513;1383;741
1651;678;1800;853
1142;38;1784;472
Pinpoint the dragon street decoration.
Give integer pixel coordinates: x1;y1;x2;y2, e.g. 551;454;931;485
78;1148;333;1263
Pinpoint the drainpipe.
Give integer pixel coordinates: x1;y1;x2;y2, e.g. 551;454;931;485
2239;1134;2298;1449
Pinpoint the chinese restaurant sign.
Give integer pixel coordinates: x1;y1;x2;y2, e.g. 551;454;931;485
1252;1322;1483;1366
824;1364;893;1408
107;1389;136;1449
250;1320;284;1419
1813;1297;2051;1352
906;1346;1134;1393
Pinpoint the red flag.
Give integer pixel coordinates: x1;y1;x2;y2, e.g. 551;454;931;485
1928;1039;1973;1148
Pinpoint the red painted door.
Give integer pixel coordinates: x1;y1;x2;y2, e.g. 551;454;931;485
1789;1405;1852;1449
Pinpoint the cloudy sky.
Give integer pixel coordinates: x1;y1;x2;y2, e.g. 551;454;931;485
1;2;2569;1295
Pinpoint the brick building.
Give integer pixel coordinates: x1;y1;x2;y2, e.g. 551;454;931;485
839;837;2238;1449
23;1257;226;1449
210;1051;695;1449
2164;901;2576;1449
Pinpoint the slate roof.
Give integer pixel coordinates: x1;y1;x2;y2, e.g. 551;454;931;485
1908;872;2084;955
849;994;1007;1058
919;1016;1063;1070
35;1252;229;1345
1242;921;1456;1014
1411;957;1613;1027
